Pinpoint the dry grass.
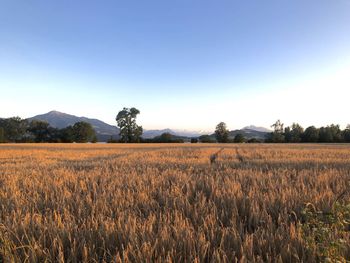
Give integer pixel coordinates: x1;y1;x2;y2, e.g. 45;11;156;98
0;143;349;262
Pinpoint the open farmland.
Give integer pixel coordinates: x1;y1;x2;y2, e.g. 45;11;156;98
0;144;349;262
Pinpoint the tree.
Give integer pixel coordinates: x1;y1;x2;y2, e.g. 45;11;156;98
234;133;245;143
343;125;350;143
59;126;75;143
28;120;51;142
153;133;184;143
198;135;215;143
116;107;143;143
0;127;4;143
302;126;319;142
267;119;285;142
71;122;97;143
215;122;229;143
318;125;342;143
247;138;261;143
0;117;28;142
285;123;303;143
191;138;198;143
328;124;342;142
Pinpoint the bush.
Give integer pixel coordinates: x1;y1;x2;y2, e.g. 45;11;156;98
300;202;350;262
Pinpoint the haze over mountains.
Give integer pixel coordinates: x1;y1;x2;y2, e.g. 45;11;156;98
28;111;270;141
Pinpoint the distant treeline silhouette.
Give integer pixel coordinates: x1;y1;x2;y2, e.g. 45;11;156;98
1;112;349;144
265;120;350;143
0;117;97;143
211;120;350;144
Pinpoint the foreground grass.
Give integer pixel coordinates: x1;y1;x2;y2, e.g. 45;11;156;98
0;143;349;262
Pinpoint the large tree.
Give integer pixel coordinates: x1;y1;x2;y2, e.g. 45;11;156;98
215;122;229;143
28;120;51;142
267;119;285;143
302;126;319;142
116;107;143;143
343;125;350;143
284;123;303;143
318;124;342;143
72;122;97;143
0;117;28;142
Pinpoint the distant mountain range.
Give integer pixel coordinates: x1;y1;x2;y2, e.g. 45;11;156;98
242;125;271;133
142;129;209;139
227;128;269;140
28;111;270;142
28;111;119;142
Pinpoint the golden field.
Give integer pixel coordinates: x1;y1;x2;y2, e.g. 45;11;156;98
0;143;349;262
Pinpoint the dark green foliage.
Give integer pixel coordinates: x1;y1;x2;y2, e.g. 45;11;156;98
59;126;75;143
343;125;350;143
266;119;285;143
284;123;303;143
247;138;261;143
266;121;349;143
28;120;51;142
0;127;4;143
233;133;245;143
191;138;198;143
198;135;215;143
215;122;229;143
71;122;97;143
302;126;319;142
300;202;350;261
116;107;143;143
152;133;184;143
0;117;28;142
107;136;118;143
318;125;343;143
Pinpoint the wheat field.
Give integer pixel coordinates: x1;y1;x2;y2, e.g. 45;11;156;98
0;143;349;262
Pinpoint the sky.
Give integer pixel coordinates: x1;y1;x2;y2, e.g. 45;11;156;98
1;0;350;131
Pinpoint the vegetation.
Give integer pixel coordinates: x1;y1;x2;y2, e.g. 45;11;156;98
215;122;229;143
0;144;349;262
1;113;350;144
300;201;350;262
191;138;198;143
71;122;97;143
267;120;350;143
233;133;245;143
150;132;184;143
198;134;215;143
116;107;143;143
0;118;97;143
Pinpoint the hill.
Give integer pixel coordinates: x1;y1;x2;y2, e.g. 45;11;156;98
28;111;119;142
207;128;269;141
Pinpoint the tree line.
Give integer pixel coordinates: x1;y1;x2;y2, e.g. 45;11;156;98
0;117;97;143
1;107;349;144
266;120;350;143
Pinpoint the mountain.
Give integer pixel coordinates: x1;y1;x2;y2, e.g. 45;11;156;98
28;111;270;142
142;129;208;139
28;111;119;142
28;111;205;141
208;128;269;141
243;125;271;133
142;129;174;139
229;128;268;140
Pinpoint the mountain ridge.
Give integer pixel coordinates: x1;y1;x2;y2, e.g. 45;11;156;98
28;111;270;141
28;111;120;142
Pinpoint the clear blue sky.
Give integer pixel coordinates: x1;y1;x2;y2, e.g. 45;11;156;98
1;0;349;131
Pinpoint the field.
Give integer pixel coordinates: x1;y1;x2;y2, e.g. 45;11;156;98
0;143;349;262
